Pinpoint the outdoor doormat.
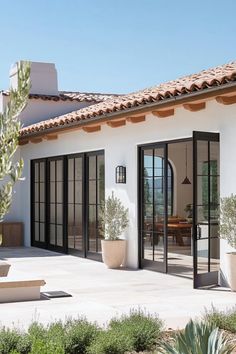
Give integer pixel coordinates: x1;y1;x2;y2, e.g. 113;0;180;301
41;291;72;299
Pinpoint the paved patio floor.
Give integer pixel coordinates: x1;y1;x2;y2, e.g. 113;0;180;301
0;247;235;330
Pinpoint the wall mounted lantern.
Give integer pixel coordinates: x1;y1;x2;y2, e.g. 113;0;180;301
116;166;126;184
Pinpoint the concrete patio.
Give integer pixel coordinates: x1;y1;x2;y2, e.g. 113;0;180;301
0;247;235;330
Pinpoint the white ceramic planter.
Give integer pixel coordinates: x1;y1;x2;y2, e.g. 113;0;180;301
226;252;236;291
101;240;126;269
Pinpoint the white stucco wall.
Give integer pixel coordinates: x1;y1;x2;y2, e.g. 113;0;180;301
5;99;236;281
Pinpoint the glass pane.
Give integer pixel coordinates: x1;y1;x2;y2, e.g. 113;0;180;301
40;223;45;242
97;155;104;180
197;175;208;206
34;203;39;222
50;182;55;202
57;226;63;246
40;203;45;222
143;232;153;261
34;222;39;241
75;181;82;204
50;225;56;245
68;230;74;249
40;182;45;202
34;183;39;202
143;204;153;225
154;233;164;262
68;181;74;203
197;238;209;273
143;150;153;168
197;206;208;224
75;204;83;251
89;156;96;180
40;162;45;182
210;176;219;206
57;182;63;203
68;158;74;181
97;179;105;204
88;205;96;226
56;160;63;181
143;178;153;204
75;158;82;180
50;161;55;181
197;141;208;175
57;204;63;224
50;204;56;224
88;228;96;252
210;142;219;174
89;181;96;204
68;204;74;225
34;163;39;182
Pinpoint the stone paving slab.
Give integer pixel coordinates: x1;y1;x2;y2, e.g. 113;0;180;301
0;247;235;330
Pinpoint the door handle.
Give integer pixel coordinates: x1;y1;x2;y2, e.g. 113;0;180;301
197;225;201;239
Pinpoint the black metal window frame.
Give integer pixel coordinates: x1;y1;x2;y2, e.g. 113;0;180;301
31;149;105;259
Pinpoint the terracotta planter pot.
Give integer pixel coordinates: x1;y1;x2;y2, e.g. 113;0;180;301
101;240;126;269
0;261;11;277
226;252;236;291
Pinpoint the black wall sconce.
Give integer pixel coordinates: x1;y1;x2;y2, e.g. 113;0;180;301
115;166;126;184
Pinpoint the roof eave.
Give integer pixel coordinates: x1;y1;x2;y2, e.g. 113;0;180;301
19;81;236;141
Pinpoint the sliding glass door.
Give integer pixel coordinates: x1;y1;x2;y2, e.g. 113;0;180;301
31;159;46;248
87;152;105;260
68;155;84;254
48;157;66;252
31;150;104;259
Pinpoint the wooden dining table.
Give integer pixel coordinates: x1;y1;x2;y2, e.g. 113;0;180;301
156;222;192;246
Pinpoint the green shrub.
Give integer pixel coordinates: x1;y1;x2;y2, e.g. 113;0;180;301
0;328;21;354
27;322;47;341
109;309;163;352
205;307;236;333
64;318;100;354
47;321;65;346
16;334;32;354
87;330;133;354
29;339;64;354
161;319;234;354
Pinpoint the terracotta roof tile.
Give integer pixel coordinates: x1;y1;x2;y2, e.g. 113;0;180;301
20;61;236;137
1;90;118;102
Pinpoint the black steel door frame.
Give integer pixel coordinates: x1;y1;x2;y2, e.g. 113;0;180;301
138;142;168;273
31;150;104;259
192;131;220;288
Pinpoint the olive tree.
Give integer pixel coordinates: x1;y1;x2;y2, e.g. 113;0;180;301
0;62;30;222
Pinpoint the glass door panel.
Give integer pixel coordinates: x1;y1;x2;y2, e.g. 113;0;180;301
193;131;220;288
67;155;84;253
48;157;65;251
31;160;46;247
87;152;105;259
140;145;167;272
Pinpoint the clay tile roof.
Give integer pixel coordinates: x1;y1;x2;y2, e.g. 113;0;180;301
1;90;119;102
20;61;236;137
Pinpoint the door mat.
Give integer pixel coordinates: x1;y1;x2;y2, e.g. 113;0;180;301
42;291;72;299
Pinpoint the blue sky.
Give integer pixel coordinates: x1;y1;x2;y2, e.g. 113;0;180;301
0;0;236;93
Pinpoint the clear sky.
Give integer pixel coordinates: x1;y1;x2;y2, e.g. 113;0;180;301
1;0;236;94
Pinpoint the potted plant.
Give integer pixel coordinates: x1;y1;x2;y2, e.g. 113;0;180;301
184;203;193;223
220;194;236;291
99;192;129;268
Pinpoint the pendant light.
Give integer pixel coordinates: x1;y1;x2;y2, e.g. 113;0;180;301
182;144;191;185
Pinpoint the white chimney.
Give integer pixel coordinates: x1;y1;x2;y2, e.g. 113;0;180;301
9;61;59;95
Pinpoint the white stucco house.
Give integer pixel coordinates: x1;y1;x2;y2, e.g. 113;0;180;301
1;60;236;288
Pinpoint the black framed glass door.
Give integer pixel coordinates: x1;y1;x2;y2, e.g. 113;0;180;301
48;157;66;252
67;155;84;255
193;131;220;288
87;152;105;261
31;159;46;248
139;144;168;272
31;150;104;258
